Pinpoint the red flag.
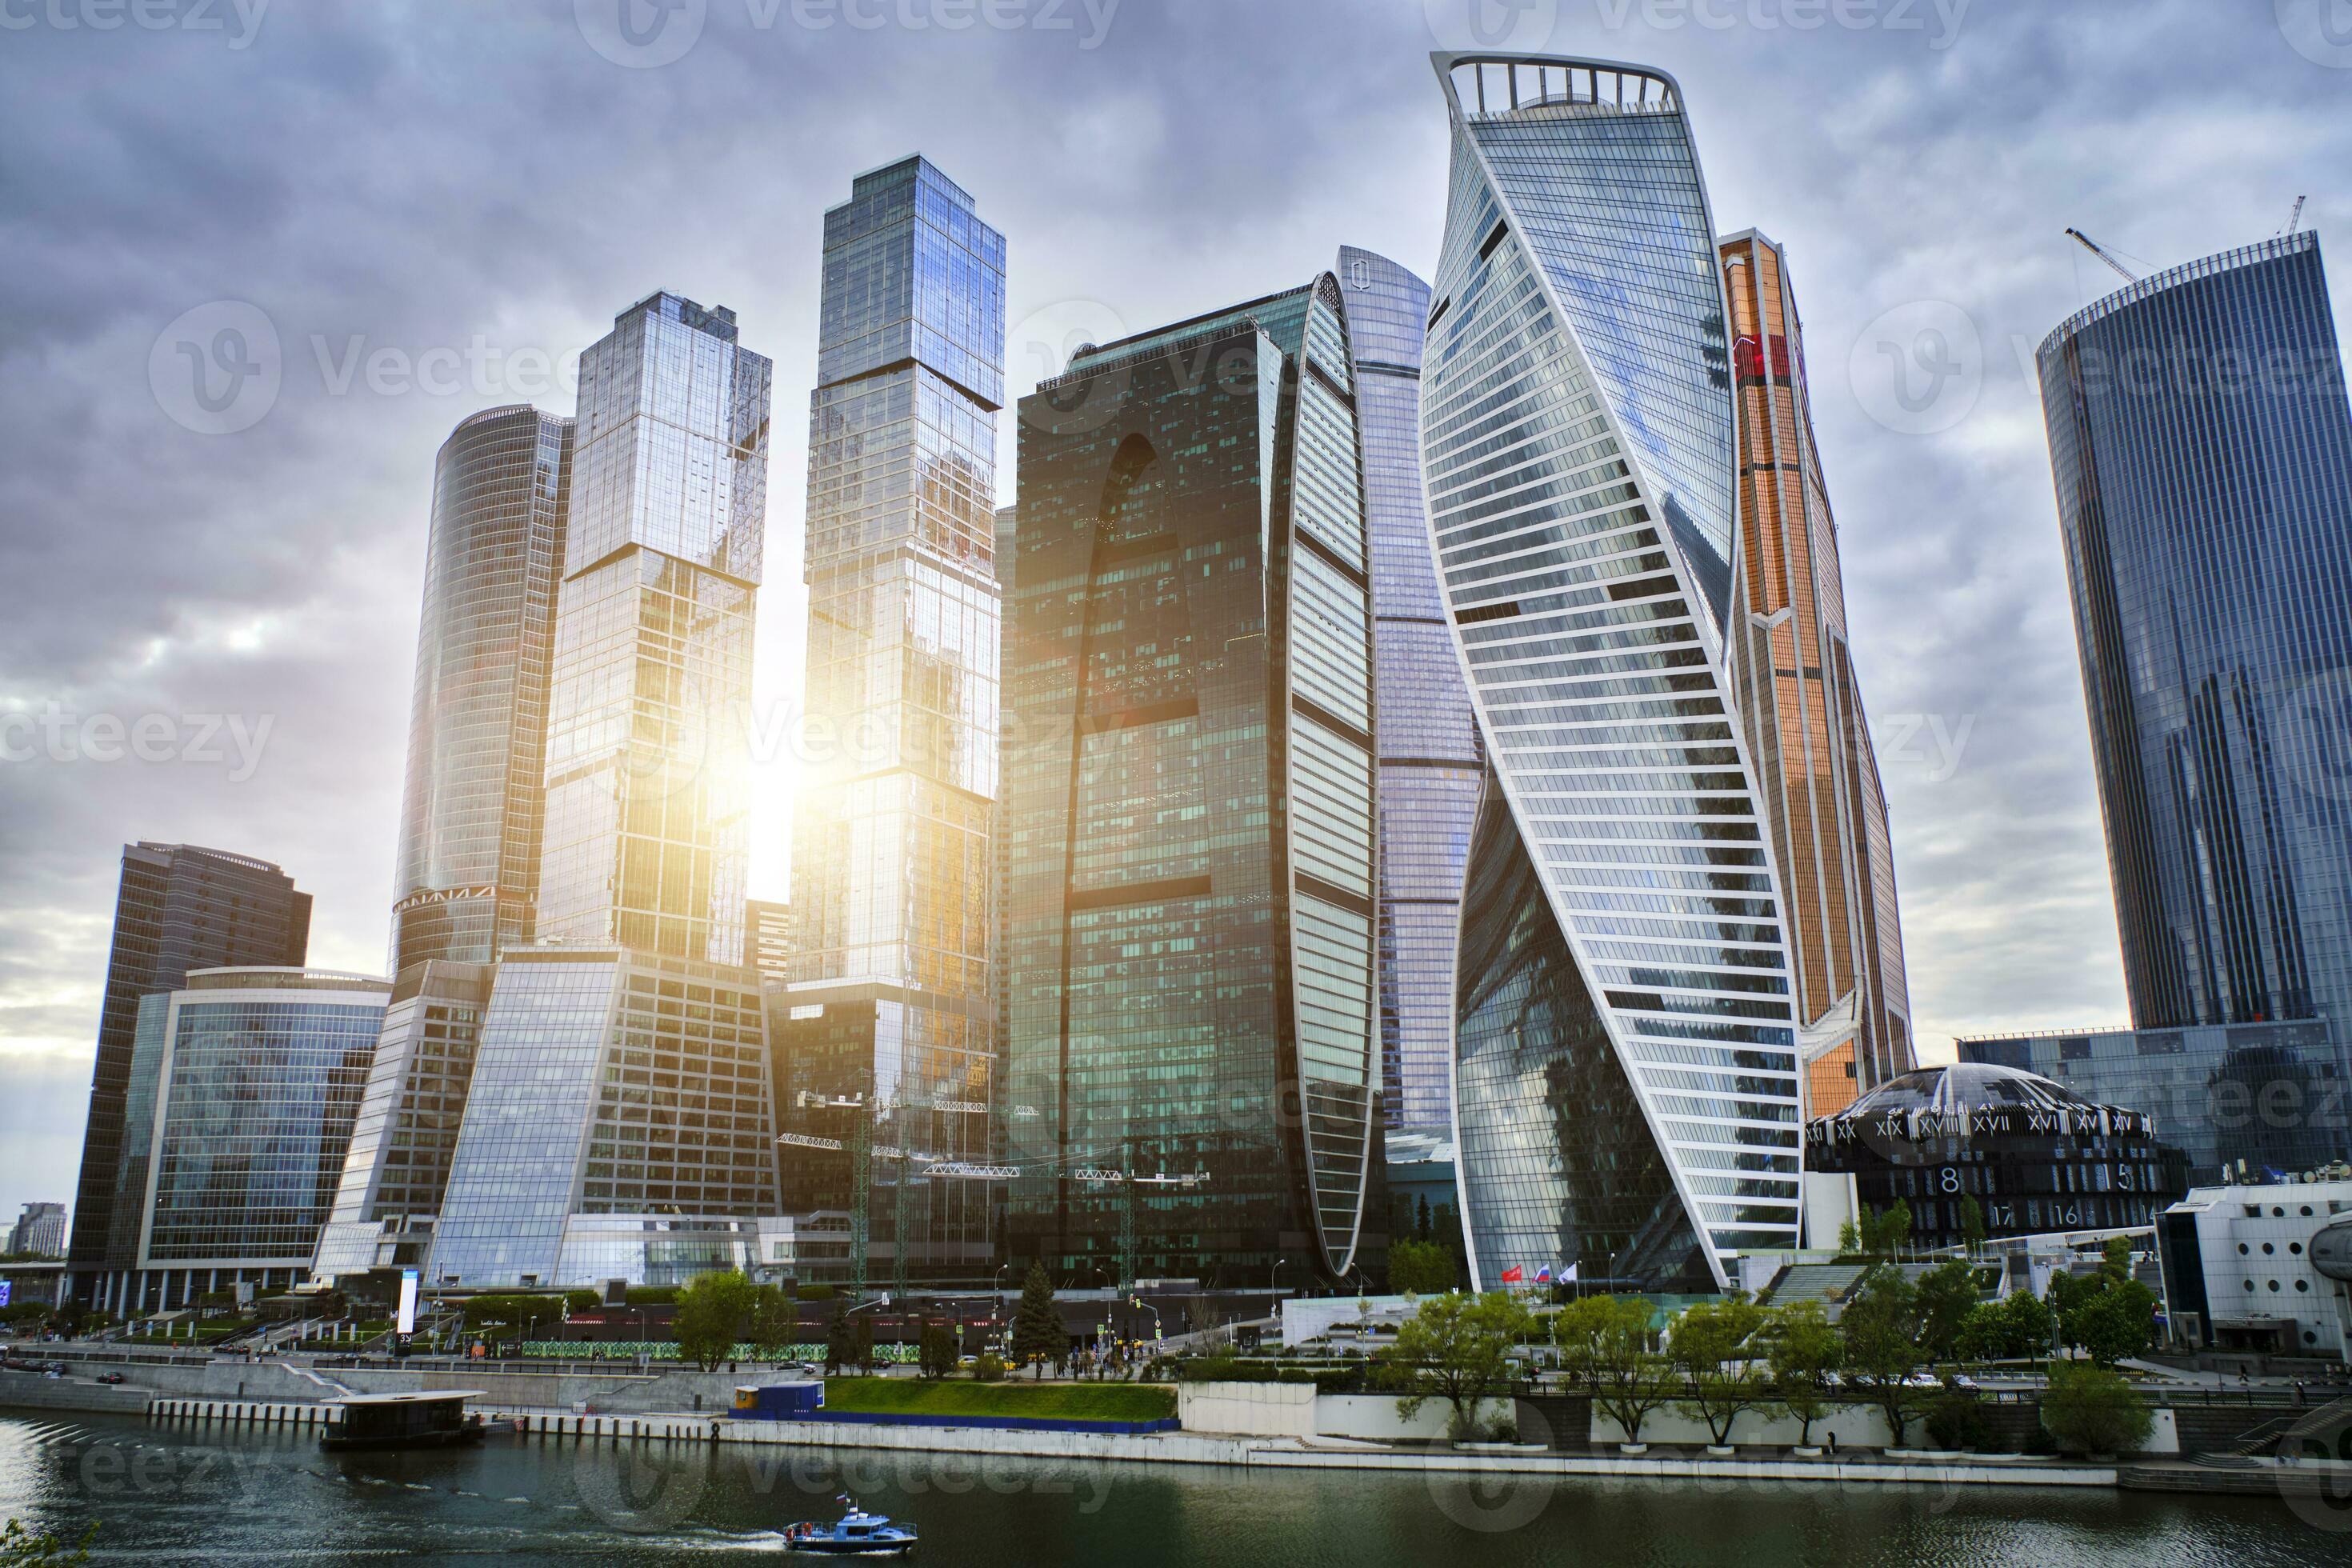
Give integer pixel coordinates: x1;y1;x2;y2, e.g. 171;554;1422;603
1499;1266;1523;1284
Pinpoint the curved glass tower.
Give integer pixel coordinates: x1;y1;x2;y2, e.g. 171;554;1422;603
2040;231;2352;1047
390;405;573;972
1424;55;1803;1292
1006;275;1379;1286
1337;246;1484;1141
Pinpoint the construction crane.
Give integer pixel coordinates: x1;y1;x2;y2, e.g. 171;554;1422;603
2284;195;2307;236
2066;228;2138;284
781;1085;982;1299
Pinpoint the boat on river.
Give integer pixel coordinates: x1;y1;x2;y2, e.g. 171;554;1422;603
781;1498;918;1555
321;1390;495;1451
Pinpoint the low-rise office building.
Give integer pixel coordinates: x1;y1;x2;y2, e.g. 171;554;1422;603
2159;1174;2352;1361
1806;1062;2189;1248
99;969;389;1314
1959;1020;2349;1185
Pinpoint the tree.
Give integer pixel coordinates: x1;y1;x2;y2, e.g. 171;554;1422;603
671;1270;756;1371
1860;1200;1913;1258
2070;1278;2158;1366
1387;1238;1458;1295
1914;1260;1982;1365
1380;1290;1531;1441
0;1519;94;1566
1955;1290;2054;1364
918;1321;958;1380
1764;1299;1843;1446
746;1285;797;1362
1555;1294;1679;1447
1669;1295;1772;1446
2041;1361;2154;1455
1837;1216;1862;1254
1958;1196;1988;1257
823;1305;854;1375
1840;1264;1930;1446
1009;1263;1063;1378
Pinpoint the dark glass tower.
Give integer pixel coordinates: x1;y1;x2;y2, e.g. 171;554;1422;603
67;843;311;1298
2039;231;2352;1055
1424;55;1804;1294
390;405;573;972
1337;246;1484;1142
1006;277;1381;1290
781;158;1003;1285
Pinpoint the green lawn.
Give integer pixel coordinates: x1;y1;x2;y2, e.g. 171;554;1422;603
820;1377;1174;1422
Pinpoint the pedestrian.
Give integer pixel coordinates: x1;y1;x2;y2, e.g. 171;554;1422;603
1827;1432;1838;1456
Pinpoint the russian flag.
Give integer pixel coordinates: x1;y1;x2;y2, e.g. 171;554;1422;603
1534;1265;1553;1285
1499;1266;1524;1284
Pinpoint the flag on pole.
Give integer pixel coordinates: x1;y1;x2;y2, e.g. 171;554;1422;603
1499;1266;1524;1284
1562;1262;1578;1283
1534;1265;1553;1285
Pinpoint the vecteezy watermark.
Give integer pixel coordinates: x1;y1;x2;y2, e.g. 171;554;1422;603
1846;299;1983;436
2276;0;2352;70
1;706;274;782
1589;0;1969;50
576;0;1119;69
2276;669;2352;806
1008;298;1130;437
149;301;282;436
1424;0;1562;51
1874;712;1974;783
150;300;588;434
0;0;269;47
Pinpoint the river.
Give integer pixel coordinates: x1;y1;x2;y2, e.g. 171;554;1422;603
0;1412;2346;1563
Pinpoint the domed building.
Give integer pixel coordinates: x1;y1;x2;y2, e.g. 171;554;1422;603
1806;1063;2190;1246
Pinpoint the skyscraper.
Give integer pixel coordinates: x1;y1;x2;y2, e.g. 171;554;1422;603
534;292;772;967
389;405;573;972
779;158;1002;1283
1005;274;1381;1290
67;843;311;1300
1336;245;1483;1140
2039;231;2352;1068
1719;232;1914;1115
7;1204;66;1258
1423;54;1803;1293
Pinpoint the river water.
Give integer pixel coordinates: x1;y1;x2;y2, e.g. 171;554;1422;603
0;1412;2346;1564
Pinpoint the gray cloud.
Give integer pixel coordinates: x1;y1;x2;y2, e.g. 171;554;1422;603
2;0;2346;1222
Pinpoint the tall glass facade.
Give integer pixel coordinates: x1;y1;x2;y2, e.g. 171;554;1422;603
1720;233;1914;1110
430;948;780;1289
311;961;492;1281
1958;1020;2349;1185
781;158;1002;1281
1424;55;1803;1292
2039;232;2352;1062
69;842;310;1300
390;406;573;972
124;970;387;1306
1337;246;1484;1140
535;293;771;967
1005;277;1380;1288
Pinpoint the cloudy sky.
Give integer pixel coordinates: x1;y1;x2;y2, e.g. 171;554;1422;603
2;0;2348;1228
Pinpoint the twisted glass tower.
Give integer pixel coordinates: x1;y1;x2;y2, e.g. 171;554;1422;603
2040;231;2352;1052
390;405;573;972
1424;55;1802;1291
1337;246;1484;1141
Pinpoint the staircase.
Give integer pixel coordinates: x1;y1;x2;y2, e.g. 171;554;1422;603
274;1360;358;1398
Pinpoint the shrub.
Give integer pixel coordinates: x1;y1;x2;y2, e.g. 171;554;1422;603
970;1353;1006;1382
1925;1392;1998;1453
2040;1362;2154;1456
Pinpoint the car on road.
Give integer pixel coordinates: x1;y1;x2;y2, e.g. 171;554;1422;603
95;1372;126;1385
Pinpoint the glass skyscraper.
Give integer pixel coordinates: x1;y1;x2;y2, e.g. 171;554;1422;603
535;293;772;967
1005;275;1381;1290
1337;245;1484;1141
390;405;573;973
68;842;311;1301
1424;55;1803;1293
1719;232;1914;1114
429;947;781;1289
311;959;492;1281
2039;232;2352;1062
780;158;1002;1282
106;969;386;1312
